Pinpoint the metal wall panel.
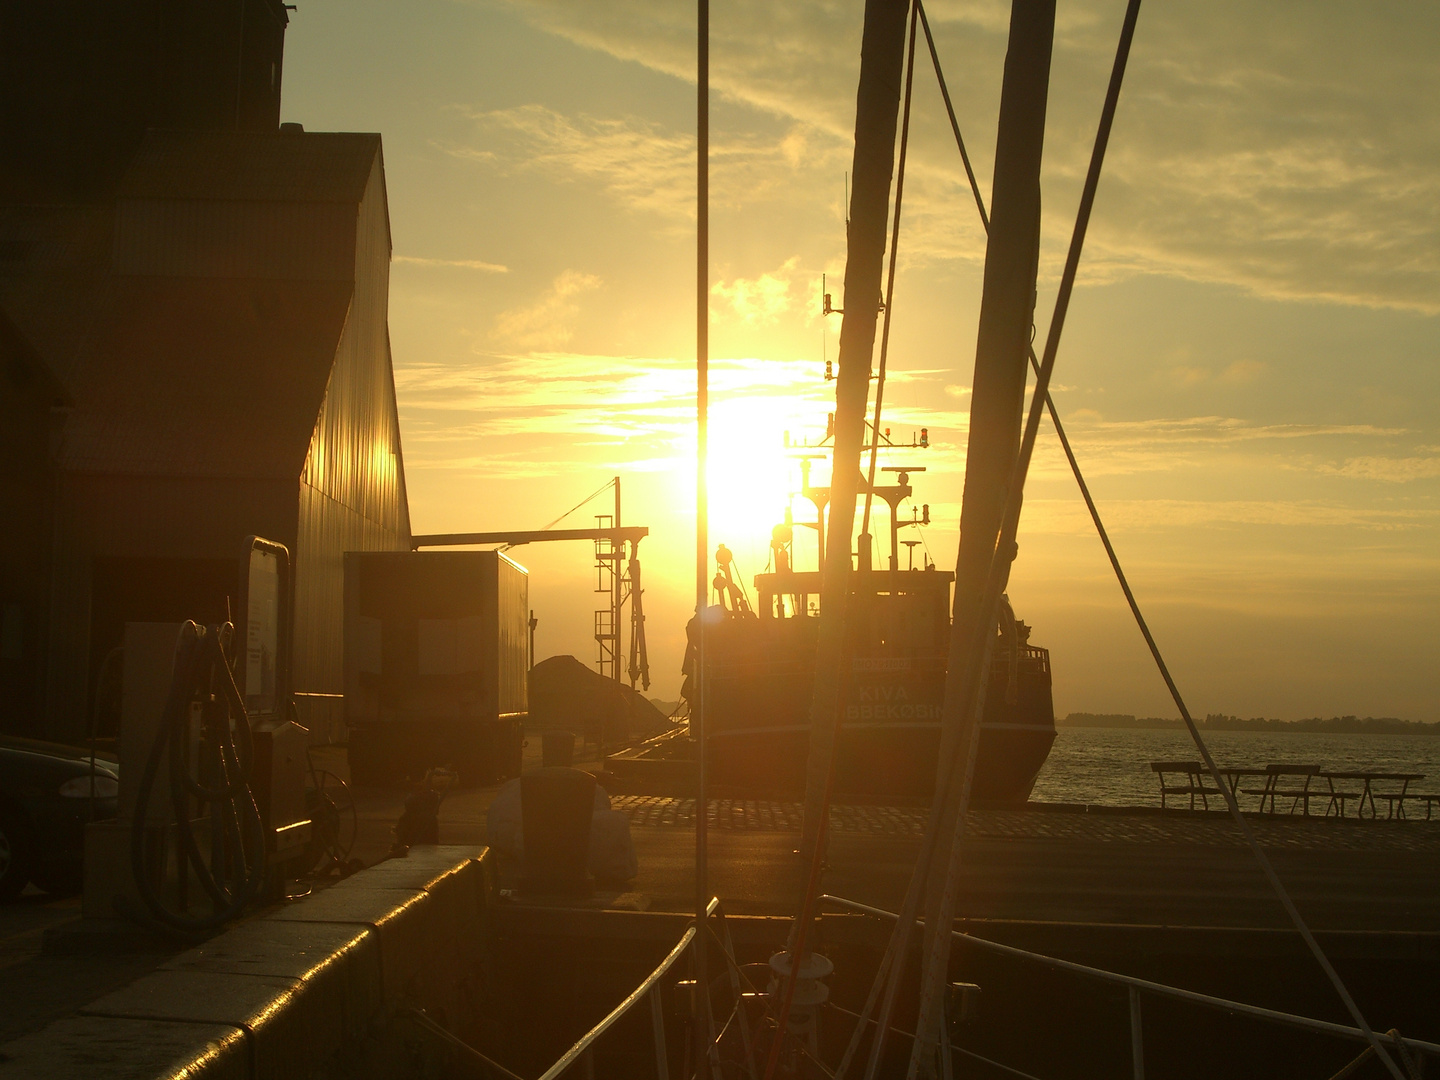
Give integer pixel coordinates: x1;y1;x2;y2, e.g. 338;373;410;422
292;479;405;739
29;134;409;744
495;552;529;715
298;153;405;533
113;199;355;281
292;150;409;739
341;551;493;725
118;131;378;205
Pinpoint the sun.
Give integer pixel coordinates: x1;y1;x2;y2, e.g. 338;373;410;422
704;393;832;583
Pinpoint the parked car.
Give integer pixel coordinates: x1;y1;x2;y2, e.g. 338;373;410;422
0;735;119;898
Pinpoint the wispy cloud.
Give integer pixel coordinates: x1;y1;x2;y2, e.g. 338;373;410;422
489;0;1440;312
711;256;804;324
444;104;838;224
1061;416;1405;445
394;255;510;273
492;269;601;349
1325;455;1440;483
395;350;830;459
445;105;694;219
1028;414;1418;480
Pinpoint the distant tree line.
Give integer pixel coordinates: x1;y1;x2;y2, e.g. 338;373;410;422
1059;713;1440;735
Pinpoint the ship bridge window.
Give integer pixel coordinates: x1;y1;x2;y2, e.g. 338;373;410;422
767;591;818;619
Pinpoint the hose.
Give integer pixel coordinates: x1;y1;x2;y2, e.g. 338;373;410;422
120;621;268;933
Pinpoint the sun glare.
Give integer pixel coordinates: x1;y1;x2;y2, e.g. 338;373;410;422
642;356;836;583
706;395;832;579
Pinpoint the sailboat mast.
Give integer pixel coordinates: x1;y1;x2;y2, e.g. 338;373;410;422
798;0;911;869
912;0;1055;1068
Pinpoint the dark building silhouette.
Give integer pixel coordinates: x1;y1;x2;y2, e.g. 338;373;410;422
0;0;289;199
0;1;411;742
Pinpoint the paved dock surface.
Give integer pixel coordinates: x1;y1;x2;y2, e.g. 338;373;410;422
6;745;1439;1047
421;769;1440;931
613;813;1440;931
609;794;1440;851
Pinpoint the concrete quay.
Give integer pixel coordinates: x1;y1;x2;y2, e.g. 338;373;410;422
0;846;493;1080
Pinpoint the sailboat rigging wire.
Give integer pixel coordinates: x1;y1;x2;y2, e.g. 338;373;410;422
829;1002;1047;1080
898;5;1144;1071
918;2;988;233
918;7;1404;1075
846;3;1151;1074
860;0;919;542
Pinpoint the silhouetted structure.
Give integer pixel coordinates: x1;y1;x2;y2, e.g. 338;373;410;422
528;654;669;747
0;2;411;741
0;0;289;199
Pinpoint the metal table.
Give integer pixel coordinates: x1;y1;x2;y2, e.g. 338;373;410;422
1216;767;1269;800
1319;771;1425;819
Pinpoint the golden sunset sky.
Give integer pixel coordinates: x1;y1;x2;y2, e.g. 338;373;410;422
281;1;1438;720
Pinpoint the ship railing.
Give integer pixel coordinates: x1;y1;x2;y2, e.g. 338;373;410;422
819;894;1439;1078
532;896;758;1080
993;643;1050;674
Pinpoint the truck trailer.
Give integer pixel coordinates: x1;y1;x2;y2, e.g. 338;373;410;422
344;550;528;786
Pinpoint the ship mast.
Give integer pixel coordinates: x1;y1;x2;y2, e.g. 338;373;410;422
797;0;911;872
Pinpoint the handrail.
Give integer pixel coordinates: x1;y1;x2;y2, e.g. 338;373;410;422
536;897;721;1080
402;1007;528;1080
819;895;1440;1059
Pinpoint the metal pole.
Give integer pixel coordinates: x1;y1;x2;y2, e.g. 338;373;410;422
1128;987;1144;1080
695;0;712;1059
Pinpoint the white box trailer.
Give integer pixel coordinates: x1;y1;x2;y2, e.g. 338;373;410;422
343;550;528;786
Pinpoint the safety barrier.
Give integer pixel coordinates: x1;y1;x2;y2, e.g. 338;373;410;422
819;894;1440;1079
527;896;766;1080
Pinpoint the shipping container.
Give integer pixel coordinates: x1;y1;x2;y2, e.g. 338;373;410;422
344;550;528;786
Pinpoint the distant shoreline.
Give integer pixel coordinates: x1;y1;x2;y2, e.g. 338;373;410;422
1059;713;1440;736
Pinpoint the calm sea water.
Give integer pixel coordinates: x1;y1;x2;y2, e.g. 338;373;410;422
1030;727;1440;807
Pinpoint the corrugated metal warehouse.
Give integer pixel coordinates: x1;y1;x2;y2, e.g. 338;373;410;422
0;0;411;742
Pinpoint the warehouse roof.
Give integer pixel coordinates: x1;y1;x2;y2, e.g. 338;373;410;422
117;129;382;205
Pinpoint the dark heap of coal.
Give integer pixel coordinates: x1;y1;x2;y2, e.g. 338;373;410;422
528;655;670;746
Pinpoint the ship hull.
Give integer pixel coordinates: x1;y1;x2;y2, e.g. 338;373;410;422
703;675;1054;806
694;611;1056;806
